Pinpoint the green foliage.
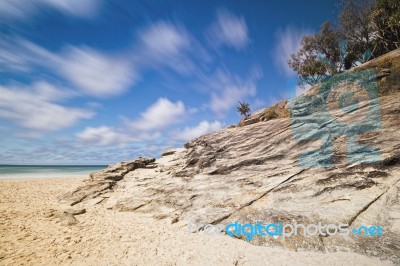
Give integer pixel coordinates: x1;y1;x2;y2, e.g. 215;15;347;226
262;106;278;121
236;101;251;118
288;0;400;85
288;22;343;86
338;0;376;66
372;0;400;53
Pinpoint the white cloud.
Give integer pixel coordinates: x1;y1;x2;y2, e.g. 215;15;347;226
76;126;131;147
59;47;136;97
0;82;94;132
76;97;196;147
0;0;101;20
128;98;187;131
207;9;249;50
140;21;190;58
76;125;162;147
0;43;30;72
171;120;223;142
0;38;39;73
210;84;256;116
1;21;208;98
206;67;262;117
0;39;136;97
137;21;205;75
273;26;311;76
41;0;101;17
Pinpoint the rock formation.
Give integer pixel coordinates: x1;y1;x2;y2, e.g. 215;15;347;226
60;49;400;263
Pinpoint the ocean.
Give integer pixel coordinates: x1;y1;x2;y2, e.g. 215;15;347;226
0;165;108;180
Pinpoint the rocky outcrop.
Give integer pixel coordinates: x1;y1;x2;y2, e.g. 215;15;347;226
60;49;400;263
238;100;289;127
161;149;176;156
60;157;156;206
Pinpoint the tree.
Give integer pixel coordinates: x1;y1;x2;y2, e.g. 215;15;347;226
371;0;400;54
288;0;400;85
288;22;342;86
236;101;251;119
338;0;376;66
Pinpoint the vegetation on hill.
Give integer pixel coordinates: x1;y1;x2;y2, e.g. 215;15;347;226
238;48;400;127
236;101;251;119
288;0;400;86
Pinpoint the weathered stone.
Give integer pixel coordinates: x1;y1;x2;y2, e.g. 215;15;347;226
59;214;77;226
59;49;400;263
63;208;86;215
161;149;176;156
60;157;156;206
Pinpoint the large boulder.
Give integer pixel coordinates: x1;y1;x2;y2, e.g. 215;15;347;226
60;49;400;263
60;157;155;206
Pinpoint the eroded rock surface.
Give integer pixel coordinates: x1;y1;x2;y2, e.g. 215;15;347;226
60;157;156;206
59;49;400;263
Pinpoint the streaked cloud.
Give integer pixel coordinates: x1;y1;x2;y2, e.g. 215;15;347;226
206;67;262;117
0;4;267;163
0;0;101;20
170;120;223;142
0;82;94;133
139;21;190;59
60;47;136;97
76;125;161;147
0;38;41;73
128;97;187;131
207;9;249;50
137;21;211;76
76;97;203;147
76;98;195;146
0;39;137;97
76;126;131;146
273;26;311;76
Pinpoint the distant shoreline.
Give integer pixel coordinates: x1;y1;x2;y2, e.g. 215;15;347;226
0;165;108;167
0;174;90;181
0;165;107;180
0;175;87;182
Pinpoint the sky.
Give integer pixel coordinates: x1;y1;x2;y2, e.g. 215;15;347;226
0;0;339;165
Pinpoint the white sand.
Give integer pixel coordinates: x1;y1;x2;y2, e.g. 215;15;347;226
0;177;394;265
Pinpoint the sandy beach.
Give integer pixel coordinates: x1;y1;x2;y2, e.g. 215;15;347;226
0;176;394;266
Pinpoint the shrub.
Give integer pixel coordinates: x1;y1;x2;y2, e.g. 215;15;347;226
262;106;279;121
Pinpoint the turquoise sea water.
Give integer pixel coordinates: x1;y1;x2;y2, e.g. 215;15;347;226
0;165;107;180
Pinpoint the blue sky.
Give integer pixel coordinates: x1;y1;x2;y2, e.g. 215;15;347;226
0;0;338;164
